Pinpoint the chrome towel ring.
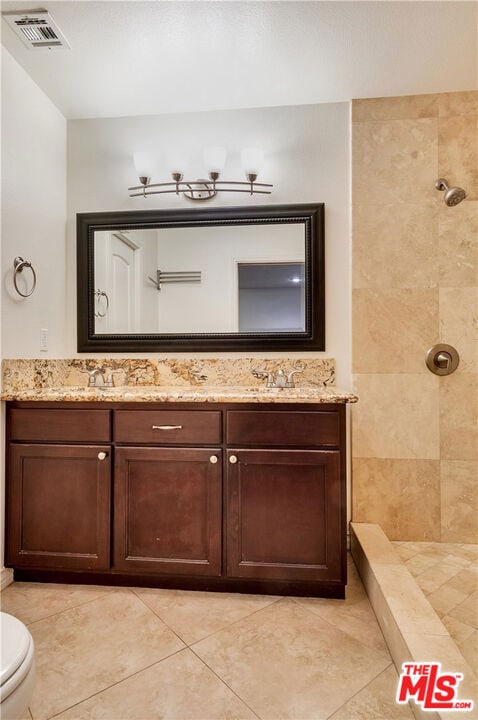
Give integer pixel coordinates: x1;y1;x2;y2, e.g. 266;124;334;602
13;257;37;297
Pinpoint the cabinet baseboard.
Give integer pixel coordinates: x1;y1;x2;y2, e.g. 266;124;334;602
13;568;346;599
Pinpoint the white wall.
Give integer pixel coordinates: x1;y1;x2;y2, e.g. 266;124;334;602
67;102;351;386
1;48;67;357
1;48;67;579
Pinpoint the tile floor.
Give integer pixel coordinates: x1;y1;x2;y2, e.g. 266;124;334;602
1;555;414;720
392;541;478;675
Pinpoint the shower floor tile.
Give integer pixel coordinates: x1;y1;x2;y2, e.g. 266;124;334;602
392;541;478;674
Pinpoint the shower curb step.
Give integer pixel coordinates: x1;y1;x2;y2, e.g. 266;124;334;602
350;522;477;720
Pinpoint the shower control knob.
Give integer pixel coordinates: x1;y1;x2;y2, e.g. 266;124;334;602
97;452;107;460
426;344;459;376
229;455;238;464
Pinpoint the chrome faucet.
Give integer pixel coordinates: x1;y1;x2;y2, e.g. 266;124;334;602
251;367;304;389
83;368;115;387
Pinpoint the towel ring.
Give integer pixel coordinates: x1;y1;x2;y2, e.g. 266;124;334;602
13;257;37;298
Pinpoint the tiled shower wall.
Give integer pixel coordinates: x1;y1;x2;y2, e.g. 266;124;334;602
351;91;477;542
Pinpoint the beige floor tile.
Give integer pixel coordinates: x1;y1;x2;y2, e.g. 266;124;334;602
449;591;478;629
394;545;419;562
413;561;462;594
329;664;414;720
193;597;391;720
459;630;478;676
0;582;119;625
442;614;476;646
447;567;478;595
294;595;388;654
56;648;257;720
133;587;279;645
426;584;469;617
28;590;185;720
404;554;440;577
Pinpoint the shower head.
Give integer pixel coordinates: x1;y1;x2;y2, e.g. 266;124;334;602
435;178;466;206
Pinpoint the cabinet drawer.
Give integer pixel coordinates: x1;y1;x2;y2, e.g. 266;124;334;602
10;409;111;443
114;410;222;444
226;410;340;447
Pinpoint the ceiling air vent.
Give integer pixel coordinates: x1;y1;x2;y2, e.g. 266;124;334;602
2;9;70;50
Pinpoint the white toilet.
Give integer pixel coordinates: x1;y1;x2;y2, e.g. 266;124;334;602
0;612;35;720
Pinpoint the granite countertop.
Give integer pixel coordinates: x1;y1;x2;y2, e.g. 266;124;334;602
0;384;358;404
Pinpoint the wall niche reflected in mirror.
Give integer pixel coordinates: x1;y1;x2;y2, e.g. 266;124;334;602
77;204;324;352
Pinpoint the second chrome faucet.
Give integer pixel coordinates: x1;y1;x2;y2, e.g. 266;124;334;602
251;366;304;389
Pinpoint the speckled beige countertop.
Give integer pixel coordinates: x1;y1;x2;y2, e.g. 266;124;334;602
0;385;358;404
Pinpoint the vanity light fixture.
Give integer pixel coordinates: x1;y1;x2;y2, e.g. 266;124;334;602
129;147;272;201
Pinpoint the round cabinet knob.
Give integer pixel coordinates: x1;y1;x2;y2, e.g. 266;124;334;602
229;455;238;464
97;452;107;460
209;455;218;464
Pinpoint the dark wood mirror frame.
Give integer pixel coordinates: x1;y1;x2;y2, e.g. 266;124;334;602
77;203;325;352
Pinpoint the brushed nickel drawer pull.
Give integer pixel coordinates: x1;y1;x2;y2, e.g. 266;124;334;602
229;455;238;464
97;452;107;460
209;455;218;464
152;424;183;431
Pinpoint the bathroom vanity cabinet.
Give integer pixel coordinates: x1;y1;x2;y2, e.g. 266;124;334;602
5;401;347;598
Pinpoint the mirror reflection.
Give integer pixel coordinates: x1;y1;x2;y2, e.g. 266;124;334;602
93;223;305;335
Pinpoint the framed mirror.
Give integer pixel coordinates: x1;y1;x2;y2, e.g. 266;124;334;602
77;203;324;352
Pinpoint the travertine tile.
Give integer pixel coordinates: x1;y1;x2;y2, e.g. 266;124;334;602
446;567;478;595
426;584;469;618
438;91;478;117
193;598;391;720
443;614;476;646
352;458;440;541
459;630;478;676
449;591;478;629
329;664;414;720
414;562;462;594
353;288;439;373
404;632;478;706
438;201;478;287
28;591;185;720
352;374;439;459
440;374;478;461
133;587;278;645
352;203;438;289
439;113;478;201
440;288;478;374
294;560;388;653
56;649;257;720
0;582;119;625
294;594;389;654
441;461;478;543
352;117;438;205
405;553;441;577
394;544;420;561
352;94;438;122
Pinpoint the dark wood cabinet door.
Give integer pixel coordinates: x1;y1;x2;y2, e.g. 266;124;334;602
114;447;222;576
226;449;343;582
6;444;111;570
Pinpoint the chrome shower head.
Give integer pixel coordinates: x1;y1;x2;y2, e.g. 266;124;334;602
435;178;466;206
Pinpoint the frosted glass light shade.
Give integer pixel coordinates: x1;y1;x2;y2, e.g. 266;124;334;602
133;152;154;179
203;146;227;173
241;147;264;175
